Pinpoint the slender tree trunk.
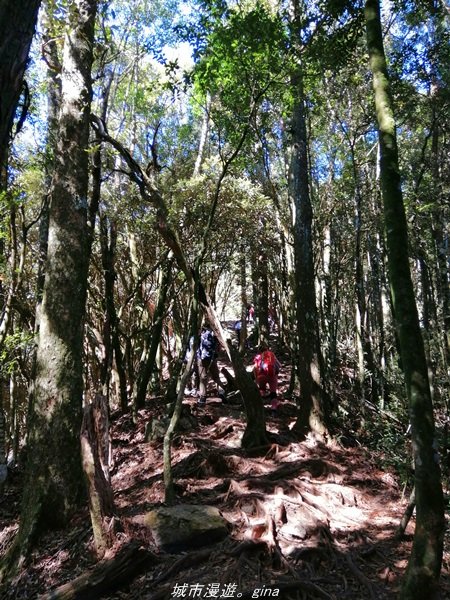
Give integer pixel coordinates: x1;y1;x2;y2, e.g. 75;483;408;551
369;229;388;407
353;152;378;406
99;212;128;411
432;217;450;370
365;2;445;597
164;300;198;504
9;371;20;464
239;248;248;353
0;401;6;491
193;92;211;176
255;249;270;347
0;0;98;580
36;1;62;310
250;253;259;341
287;4;328;439
0;204;28;483
135;256;172;409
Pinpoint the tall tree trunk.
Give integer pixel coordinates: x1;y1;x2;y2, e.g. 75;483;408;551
365;1;445;597
288;3;328;439
0;0;41;481
36;0;62;310
0;0;98;580
0;0;42;177
368;229;388;407
352;150;379;407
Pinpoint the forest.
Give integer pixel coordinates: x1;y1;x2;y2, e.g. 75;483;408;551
0;0;449;598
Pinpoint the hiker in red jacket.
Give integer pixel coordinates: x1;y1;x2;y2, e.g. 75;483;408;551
253;343;281;414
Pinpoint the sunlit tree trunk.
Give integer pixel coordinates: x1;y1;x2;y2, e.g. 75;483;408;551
368;229;389;407
36;1;62;309
0;0;98;580
239;248;248;352
352;149;378;407
256;248;270;346
193;92;211;176
365;1;445;597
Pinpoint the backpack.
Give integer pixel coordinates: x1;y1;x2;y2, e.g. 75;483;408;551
200;329;216;360
256;350;277;377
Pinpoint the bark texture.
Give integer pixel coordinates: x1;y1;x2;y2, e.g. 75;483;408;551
287;5;328;439
365;1;445;597
0;0;41;176
37;541;157;600
81;394;115;558
1;0;98;580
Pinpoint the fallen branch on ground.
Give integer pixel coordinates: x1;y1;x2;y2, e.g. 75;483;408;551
38;541;158;600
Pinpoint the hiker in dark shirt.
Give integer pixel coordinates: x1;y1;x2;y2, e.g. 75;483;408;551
197;322;226;405
234;319;242;346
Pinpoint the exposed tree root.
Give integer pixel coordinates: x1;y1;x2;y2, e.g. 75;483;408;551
37;541;158;600
152;548;213;585
396;486;415;539
343;552;379;600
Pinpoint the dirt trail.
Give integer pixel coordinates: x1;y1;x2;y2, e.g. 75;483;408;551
103;396;437;599
1;374;449;599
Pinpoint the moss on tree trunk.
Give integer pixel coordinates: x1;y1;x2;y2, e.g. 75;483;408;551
365;1;445;597
0;0;98;582
287;16;328;440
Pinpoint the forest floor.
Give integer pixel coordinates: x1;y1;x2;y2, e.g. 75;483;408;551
1;332;449;599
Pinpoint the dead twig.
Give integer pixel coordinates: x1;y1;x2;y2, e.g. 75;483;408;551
344;552;378;600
